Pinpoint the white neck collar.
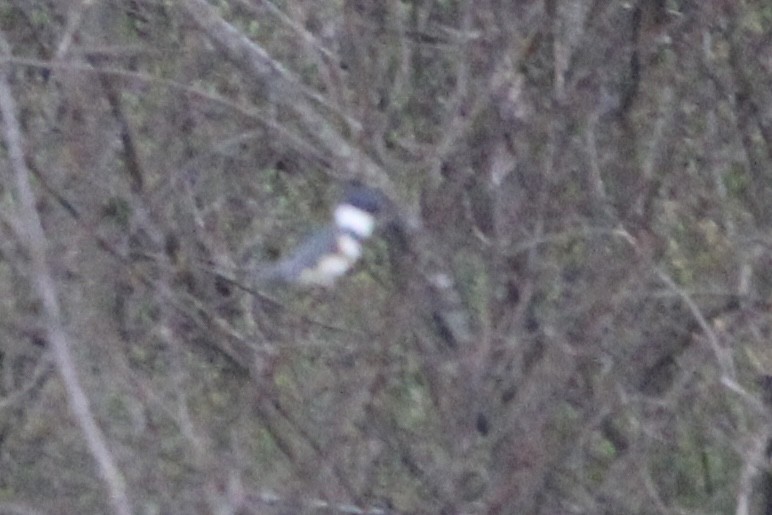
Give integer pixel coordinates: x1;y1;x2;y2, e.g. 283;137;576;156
334;204;375;239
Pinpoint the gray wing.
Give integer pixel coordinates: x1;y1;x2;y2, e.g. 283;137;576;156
254;225;338;286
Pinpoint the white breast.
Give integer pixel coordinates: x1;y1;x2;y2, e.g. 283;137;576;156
336;233;362;260
296;234;362;287
299;254;352;287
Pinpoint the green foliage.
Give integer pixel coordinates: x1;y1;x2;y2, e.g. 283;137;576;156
723;162;751;198
454;249;489;328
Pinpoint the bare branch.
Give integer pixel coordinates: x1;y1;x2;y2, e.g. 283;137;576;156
0;33;132;515
735;433;770;515
654;267;737;383
180;0;396;196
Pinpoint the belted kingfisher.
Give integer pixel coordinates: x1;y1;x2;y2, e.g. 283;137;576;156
256;184;385;288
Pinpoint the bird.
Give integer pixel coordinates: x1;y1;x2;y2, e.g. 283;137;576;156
255;184;385;288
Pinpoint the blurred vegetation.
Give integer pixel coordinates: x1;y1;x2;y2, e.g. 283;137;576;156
0;0;771;513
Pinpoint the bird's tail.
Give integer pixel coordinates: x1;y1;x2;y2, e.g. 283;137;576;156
252;262;291;288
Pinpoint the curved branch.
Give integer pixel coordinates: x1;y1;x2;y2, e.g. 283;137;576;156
180;0;394;195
